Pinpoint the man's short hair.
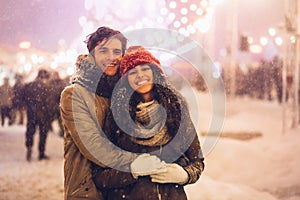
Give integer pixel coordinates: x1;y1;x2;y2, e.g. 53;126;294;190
85;26;127;55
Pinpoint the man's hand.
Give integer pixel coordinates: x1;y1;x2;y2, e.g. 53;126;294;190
150;163;189;185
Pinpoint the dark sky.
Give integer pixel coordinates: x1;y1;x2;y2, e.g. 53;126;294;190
0;0;86;51
0;0;285;53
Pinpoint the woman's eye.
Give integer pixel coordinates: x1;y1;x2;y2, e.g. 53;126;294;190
128;71;137;75
142;67;151;71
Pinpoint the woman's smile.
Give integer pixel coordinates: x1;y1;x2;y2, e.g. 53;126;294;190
135;79;150;86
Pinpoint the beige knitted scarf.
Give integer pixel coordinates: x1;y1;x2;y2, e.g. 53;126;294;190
131;100;171;146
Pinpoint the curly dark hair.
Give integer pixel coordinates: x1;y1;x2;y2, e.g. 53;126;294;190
111;66;185;142
85;26;127;54
106;65;199;162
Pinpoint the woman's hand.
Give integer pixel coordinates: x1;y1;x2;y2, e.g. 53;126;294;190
150;163;189;185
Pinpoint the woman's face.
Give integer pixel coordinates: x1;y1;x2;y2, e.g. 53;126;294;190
93;38;122;76
127;64;154;98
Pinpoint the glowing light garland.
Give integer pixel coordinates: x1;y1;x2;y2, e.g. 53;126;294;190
161;0;222;35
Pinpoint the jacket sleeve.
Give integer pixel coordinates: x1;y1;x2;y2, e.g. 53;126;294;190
91;164;137;189
60;85;137;171
180;99;205;185
181;135;204;185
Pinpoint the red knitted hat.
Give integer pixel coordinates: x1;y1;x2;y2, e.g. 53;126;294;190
120;46;163;76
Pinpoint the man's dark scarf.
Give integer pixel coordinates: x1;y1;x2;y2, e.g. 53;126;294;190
74;54;120;98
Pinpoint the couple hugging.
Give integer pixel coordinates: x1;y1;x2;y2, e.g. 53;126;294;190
61;26;204;200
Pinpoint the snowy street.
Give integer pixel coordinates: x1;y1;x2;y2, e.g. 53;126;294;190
0;0;296;199
0;124;63;200
1;93;300;200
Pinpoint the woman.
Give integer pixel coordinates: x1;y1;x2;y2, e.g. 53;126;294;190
92;46;204;200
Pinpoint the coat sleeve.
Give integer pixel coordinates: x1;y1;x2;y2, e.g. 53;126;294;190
91;163;137;189
181;135;204;185
60;85;137;171
179;99;205;185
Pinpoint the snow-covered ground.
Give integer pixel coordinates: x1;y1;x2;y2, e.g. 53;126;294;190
0;91;300;200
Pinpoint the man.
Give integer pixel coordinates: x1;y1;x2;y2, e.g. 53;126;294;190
60;27;159;200
48;71;68;137
11;74;26;125
23;69;51;161
0;77;13;126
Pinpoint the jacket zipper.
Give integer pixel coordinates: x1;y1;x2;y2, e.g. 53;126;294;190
157;145;162;200
156;184;161;200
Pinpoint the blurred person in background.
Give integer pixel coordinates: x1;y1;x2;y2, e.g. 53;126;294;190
11;74;26;125
0;77;13;126
23;69;52;161
48;70;68;137
271;56;283;103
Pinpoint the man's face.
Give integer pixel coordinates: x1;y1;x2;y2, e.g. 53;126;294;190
93;38;122;76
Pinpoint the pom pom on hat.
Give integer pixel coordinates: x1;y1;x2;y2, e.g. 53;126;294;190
120;46;163;76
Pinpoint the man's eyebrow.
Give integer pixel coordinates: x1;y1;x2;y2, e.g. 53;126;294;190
98;47;121;51
98;47;108;50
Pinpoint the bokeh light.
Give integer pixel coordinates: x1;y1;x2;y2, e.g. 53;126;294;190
260;37;268;46
19;41;31;49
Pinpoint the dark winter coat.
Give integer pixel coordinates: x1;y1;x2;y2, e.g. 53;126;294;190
60;54;137;200
47;77;67;122
92;133;203;200
92;67;204;200
23;77;51;126
12;80;26;110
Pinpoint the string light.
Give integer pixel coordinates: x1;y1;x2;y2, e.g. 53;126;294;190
162;0;222;35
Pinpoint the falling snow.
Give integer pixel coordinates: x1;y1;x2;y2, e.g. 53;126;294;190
0;90;300;200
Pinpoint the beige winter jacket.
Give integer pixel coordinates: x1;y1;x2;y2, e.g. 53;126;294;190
0;82;13;107
60;83;136;200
